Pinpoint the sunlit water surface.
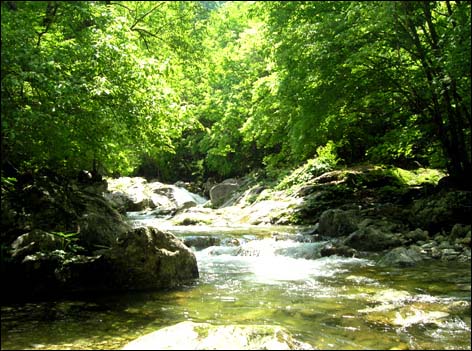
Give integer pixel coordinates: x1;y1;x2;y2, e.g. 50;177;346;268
2;214;470;350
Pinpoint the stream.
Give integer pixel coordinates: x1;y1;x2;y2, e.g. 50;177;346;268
1;209;471;350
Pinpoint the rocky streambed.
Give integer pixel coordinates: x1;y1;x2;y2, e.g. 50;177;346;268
1;221;470;350
1;166;471;349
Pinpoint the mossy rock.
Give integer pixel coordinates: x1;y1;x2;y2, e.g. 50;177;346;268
344;168;404;189
409;190;471;233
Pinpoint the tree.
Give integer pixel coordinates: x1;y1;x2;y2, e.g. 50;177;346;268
391;1;471;180
176;1;270;179
2;1;469;183
252;1;470;180
1;1;206;176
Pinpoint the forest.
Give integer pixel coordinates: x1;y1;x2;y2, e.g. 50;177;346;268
1;0;470;184
1;2;471;350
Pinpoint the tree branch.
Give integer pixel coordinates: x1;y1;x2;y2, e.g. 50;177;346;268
36;1;59;47
130;2;166;30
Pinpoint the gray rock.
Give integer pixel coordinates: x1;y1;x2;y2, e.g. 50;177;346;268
106;177;155;211
318;209;358;237
122;321;314;350
404;228;429;242
76;192;132;250
440;248;459;260
344;225;402;251
11;229;63;260
409;190;471;233
458;248;471;262
183;235;221;249
210;182;240;207
8;226;198;295
438;241;453;249
103;226;199;290
320;242;357;258
377;246;424;267
450;223;471;239
104;191;132;214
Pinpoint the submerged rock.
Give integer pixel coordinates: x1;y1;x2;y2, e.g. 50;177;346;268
360;297;453;330
122;321;314;350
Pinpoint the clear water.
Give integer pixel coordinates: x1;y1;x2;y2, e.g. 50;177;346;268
2;222;470;350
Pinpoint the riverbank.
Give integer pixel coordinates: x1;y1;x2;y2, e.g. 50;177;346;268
116;164;470;265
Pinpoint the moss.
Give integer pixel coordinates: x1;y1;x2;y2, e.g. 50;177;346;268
345;168;403;189
275;158;334;191
390;167;445;186
377;185;409;199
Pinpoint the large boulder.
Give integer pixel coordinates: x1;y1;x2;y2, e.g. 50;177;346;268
106;177;207;213
102;226;199;290
377;246;425;267
3;172;198;298
210;179;241;207
103;191;132;214
74;192;132;250
122;321;314;350
449;223;471;240
318;209;358;237
5;249;105;298
343;220;403;251
409;190;471;233
149;183;207;210
3;171;130;247
13;174;79;233
106;177;154;211
11;229;63;259
6;226;198;297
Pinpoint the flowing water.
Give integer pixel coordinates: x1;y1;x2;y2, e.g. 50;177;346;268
1;211;471;350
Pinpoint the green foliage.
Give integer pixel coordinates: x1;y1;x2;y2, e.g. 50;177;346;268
272;141;339;191
51;231;83;253
1;1;206;176
249;1;470;176
191;1;270;179
1;1;469;181
276;157;334;191
316;141;339;168
1;177;17;192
